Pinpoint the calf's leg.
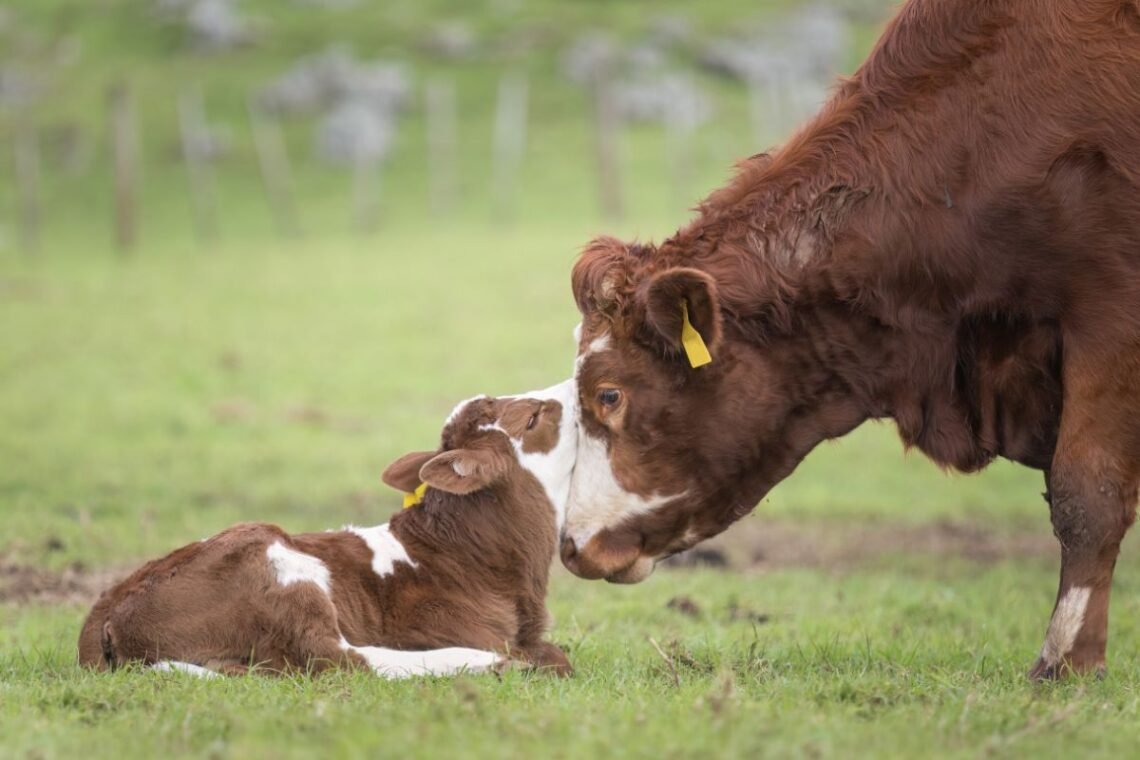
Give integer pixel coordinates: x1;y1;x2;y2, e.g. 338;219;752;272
514;640;573;677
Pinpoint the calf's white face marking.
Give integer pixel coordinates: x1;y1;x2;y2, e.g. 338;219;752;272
473;379;579;530
346;524;415;577
339;639;502;679
1039;586;1091;666
515;379;579;529
266;541;331;594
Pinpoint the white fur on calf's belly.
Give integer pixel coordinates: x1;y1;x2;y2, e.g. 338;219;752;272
339;640;502;679
1039;586;1091;665
266;541;331;594
151;661;220;678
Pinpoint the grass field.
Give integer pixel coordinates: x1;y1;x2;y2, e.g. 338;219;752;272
5;1;1140;758
6;230;1140;759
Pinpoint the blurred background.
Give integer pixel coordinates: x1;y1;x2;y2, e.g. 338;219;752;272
0;0;1049;576
0;0;887;249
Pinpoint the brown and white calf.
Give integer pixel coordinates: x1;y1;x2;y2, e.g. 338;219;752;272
77;381;577;678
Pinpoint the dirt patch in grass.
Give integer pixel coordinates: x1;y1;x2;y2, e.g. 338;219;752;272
0;560;122;607
2;519;1058;608
664;518;1057;573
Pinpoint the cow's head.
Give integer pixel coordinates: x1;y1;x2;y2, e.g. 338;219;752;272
560;236;862;583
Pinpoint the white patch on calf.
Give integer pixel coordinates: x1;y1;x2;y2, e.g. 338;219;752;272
483;380;579;530
563;429;682;549
339;639;502;679
345;524;416;578
1039;586;1091;665
151;661;220;678
266;541;331;594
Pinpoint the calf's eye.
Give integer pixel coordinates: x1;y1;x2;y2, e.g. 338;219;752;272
526;412;540;430
598;388;622;407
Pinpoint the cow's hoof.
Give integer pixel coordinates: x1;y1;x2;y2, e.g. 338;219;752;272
1027;657;1060;681
1028;657;1106;681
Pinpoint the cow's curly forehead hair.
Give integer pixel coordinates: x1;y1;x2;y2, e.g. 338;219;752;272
571;237;660;333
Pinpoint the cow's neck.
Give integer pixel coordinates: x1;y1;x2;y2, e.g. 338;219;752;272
653;0;1069;534
664;142;1000;532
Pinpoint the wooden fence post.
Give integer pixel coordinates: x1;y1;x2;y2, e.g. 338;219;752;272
108;83;138;253
352;157;382;236
591;71;623;221
426;79;457;216
248;100;301;239
13;127;41;254
664;77;695;213
492;73;528;221
178;87;218;246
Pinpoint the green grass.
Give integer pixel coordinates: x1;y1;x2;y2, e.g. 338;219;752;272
4;1;1139;757
7;563;1140;759
5;229;1140;759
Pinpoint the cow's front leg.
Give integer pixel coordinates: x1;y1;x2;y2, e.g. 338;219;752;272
1029;466;1136;680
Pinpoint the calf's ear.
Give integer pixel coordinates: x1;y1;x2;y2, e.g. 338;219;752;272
382;450;438;493
419;448;511;495
640;267;722;364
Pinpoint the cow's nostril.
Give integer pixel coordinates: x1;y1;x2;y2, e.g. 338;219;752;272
560;536;579;570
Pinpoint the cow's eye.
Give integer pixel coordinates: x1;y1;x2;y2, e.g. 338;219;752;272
526;412;540;430
598;388;622;408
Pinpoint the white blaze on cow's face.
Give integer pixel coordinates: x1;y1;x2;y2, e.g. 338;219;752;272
561;323;690;584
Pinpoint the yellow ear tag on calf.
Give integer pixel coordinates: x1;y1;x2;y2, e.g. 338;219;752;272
403;482;428;509
680;300;712;368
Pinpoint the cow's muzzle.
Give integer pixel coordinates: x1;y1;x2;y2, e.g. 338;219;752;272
560;530;656;584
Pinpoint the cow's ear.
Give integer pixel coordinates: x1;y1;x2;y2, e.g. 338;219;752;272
572;236;632;316
381;450;438;493
419;448;512;495
640;267;722;364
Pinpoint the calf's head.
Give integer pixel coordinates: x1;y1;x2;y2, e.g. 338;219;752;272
383;380;579;528
561;237;858;583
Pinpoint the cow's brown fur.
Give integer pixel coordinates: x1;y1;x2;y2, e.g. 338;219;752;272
564;0;1140;678
78;395;571;676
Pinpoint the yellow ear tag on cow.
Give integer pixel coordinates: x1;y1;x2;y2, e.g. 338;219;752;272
680;300;712;368
403;482;428;509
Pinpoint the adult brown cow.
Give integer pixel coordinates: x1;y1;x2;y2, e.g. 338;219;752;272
560;0;1140;679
